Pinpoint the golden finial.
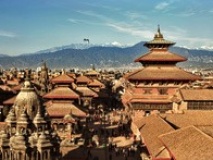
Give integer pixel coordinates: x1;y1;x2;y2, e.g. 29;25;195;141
157;25;161;34
155;25;163;38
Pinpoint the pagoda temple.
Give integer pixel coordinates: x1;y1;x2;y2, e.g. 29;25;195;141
122;26;201;113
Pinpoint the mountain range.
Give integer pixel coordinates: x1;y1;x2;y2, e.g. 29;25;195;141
1;42;213;70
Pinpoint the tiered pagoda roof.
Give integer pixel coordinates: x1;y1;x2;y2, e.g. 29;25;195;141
75;86;98;97
51;74;74;84
46;101;86;118
144;25;175;48
134;50;187;63
76;75;92;84
128;66;200;81
43;86;79;99
127;26;200;81
88;79;105;88
85;70;100;76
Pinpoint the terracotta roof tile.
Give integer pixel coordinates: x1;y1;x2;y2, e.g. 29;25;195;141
137;115;174;159
159;126;213;160
85;70;100;76
163;110;213;128
12;84;22;92
88;79;105;88
75;86;98;97
67;73;76;79
130;98;172;103
76;75;92;84
145;39;175;46
6;79;20;86
43;87;79;99
180;89;213;101
127;66;201;81
197;126;213;138
51;74;74;84
46;101;86;117
3;95;16;105
0;85;13;92
135;50;187;62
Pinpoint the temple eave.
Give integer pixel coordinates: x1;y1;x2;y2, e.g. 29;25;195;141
43;96;79;99
134;59;187;62
128;77;199;81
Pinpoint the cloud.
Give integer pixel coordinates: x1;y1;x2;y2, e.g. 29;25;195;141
67;18;79;24
76;10;108;21
75;9;153;39
124;11;147;20
176;9;197;17
67;17;104;27
106;23;153;39
0;30;16;38
82;2;121;12
161;26;213;49
155;2;170;10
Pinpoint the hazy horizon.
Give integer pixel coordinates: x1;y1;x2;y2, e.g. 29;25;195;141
0;0;213;55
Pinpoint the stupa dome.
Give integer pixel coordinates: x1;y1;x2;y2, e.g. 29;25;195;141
13;79;41;120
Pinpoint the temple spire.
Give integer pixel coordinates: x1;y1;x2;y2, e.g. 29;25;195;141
157;25;160;33
154;25;163;39
144;26;175;49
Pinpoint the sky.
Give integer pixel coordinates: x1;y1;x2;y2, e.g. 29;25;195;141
0;0;213;55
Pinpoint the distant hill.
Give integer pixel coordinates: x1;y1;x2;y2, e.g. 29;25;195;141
1;42;213;70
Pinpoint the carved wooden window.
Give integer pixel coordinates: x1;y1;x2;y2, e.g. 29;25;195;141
158;88;167;95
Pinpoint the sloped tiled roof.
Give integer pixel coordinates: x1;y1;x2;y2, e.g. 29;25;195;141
46;101;86;117
67;73;76;79
51;74;74;84
88;79;105;88
43;87;79;99
136;115;174;159
6;79;20;86
159;126;213;160
0;85;13;92
85;70;100;76
3;95;16;105
163;110;213;137
135;50;187;63
76;75;92;84
163;110;213;128
75;86;98;97
127;66;201;81
180;89;213;101
12;84;22;92
130;98;172;103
